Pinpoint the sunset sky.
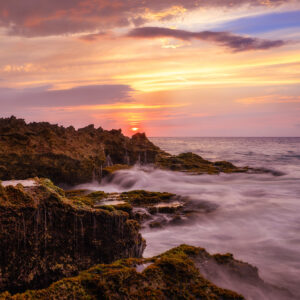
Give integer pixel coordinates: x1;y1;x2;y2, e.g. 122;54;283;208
0;0;300;136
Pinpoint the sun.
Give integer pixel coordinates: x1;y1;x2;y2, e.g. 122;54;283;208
131;127;139;132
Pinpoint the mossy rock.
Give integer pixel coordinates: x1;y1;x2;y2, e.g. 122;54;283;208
121;190;175;206
1;245;244;299
66;190;107;208
114;203;133;214
156;152;248;175
94;205;116;212
102;164;131;176
65;189;88;198
38;178;65;196
86;191;107;200
0;117;162;185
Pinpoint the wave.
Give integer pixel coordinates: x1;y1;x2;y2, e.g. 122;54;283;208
74;164;300;298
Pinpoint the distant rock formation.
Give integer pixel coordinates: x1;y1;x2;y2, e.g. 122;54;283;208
0;116;161;185
0;116;258;186
156;152;249;174
0;179;145;293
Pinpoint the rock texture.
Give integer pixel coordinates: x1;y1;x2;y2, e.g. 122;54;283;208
0;117;256;186
0;116;161;185
156;152;249;174
0;179;145;293
0;245;246;300
3;244;291;299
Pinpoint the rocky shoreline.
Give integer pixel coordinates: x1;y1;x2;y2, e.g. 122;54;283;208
0;178;144;294
0;117;293;299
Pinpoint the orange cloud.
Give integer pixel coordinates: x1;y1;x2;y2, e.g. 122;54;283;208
48;102;188;111
0;0;292;37
237;94;300;104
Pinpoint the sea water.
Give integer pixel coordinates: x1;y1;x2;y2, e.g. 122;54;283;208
76;137;300;297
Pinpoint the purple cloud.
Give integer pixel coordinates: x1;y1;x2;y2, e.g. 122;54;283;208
0;84;134;108
0;0;291;37
128;27;286;52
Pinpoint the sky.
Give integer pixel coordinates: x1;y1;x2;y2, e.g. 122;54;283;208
0;0;300;136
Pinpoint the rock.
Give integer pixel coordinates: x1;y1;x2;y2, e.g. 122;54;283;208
0;179;145;293
102;164;131;177
0;117;162;185
0;245;245;300
0;117;269;186
120;190;175;206
156;152;249;174
189;246;294;300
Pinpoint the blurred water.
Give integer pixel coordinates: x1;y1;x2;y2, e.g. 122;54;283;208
76;137;300;297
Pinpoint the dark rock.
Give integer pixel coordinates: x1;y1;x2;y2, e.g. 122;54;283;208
0;117;162;185
0;179;145;293
156;152;249;174
0;245;246;299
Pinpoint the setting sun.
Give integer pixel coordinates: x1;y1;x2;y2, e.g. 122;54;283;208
131;127;139;132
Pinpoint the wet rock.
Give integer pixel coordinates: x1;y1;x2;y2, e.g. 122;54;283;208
0;179;145;293
0;117;260;185
102;164;131;177
120;190;175;206
156;152;249;175
1;245;246;300
189;246;294;300
0;117;162;185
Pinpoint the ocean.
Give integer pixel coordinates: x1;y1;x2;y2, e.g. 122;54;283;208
76;137;300;298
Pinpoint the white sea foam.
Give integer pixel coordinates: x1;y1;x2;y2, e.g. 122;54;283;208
1;179;37;187
73;137;300;298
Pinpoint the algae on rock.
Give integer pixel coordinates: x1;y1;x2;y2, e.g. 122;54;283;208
0;179;145;293
0;117;162;185
1;245;245;300
155;152;249;174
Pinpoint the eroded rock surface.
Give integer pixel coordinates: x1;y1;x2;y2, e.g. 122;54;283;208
0;117;259;186
0;179;145;293
0;245;245;300
156;152;249;174
1;244;291;300
0;117;161;185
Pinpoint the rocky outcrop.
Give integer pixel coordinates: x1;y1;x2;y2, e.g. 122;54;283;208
0;117;162;185
2;244;291;299
0;117;260;185
0;179;145;293
1;245;245;300
156;152;249;174
190;246;293;300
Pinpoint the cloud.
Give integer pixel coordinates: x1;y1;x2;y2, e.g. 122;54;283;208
237;94;300;104
79;31;108;42
128;27;286;52
0;0;292;37
0;84;134;108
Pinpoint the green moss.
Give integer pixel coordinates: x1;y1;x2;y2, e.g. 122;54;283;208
121;190;175;206
65;189;88;198
66;190;107;208
86;191;107;200
213;253;235;264
94;205;116;212
38;178;65;196
1;245;244;299
156;152;247;175
102;164;131;176
114;203;133;214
